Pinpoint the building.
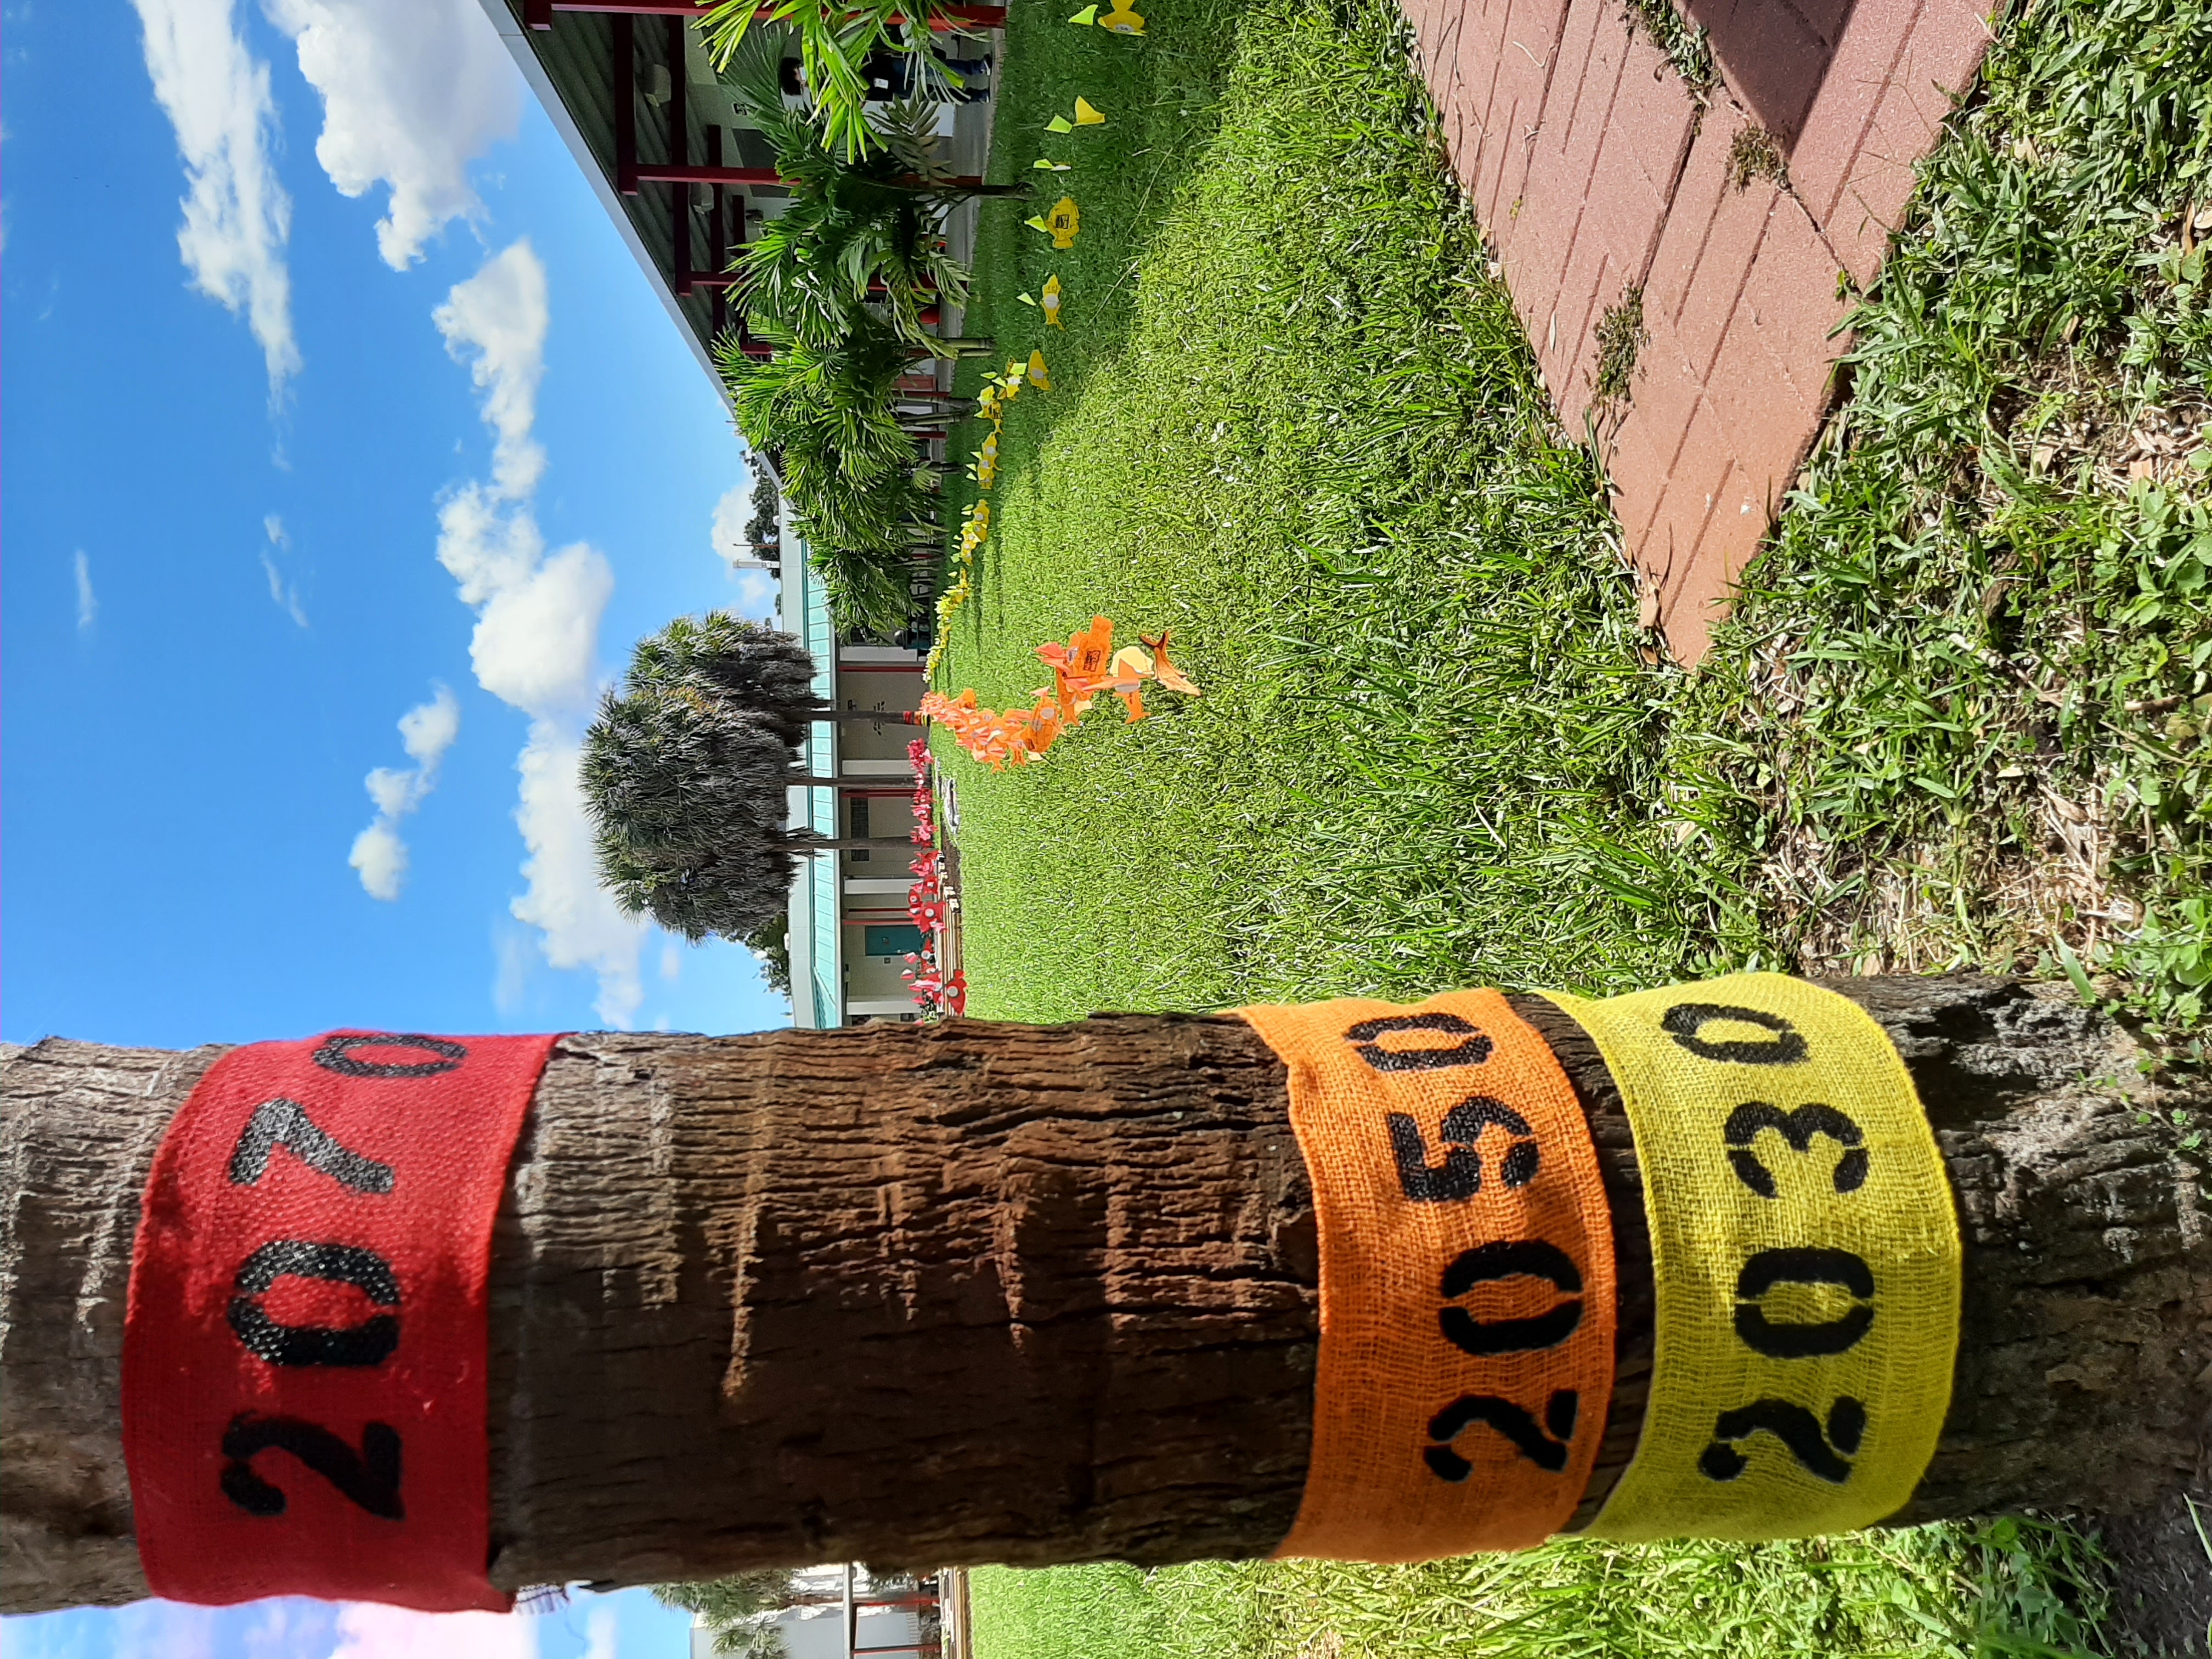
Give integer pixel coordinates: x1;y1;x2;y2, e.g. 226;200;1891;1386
779;515;933;1029
476;0;988;1028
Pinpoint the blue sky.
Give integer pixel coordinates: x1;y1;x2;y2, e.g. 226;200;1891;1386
3;0;790;1049
3;0;778;1647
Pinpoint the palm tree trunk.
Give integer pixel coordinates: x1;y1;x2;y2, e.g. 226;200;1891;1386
4;975;2205;1612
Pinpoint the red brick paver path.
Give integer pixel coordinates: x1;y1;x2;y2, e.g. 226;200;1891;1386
1402;0;1996;661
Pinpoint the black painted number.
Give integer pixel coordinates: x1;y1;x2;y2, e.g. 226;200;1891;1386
221;1412;404;1520
1734;1247;1875;1358
1343;1013;1493;1073
1698;1397;1866;1485
1389;1096;1539;1203
1437;1239;1583;1356
228;1240;401;1368
228;1097;395;1194
1424;1389;1578;1479
1724;1102;1869;1197
1661;1003;1810;1066
312;1033;467;1079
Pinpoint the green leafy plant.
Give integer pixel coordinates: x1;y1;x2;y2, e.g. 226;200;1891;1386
701;0;974;162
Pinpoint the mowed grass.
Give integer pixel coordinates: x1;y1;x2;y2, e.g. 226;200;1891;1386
971;1520;2117;1659
939;0;2212;1034
940;0;1701;1020
1671;0;2212;1039
929;0;2208;1649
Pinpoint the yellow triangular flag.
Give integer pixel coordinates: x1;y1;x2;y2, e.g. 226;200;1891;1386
1074;97;1106;125
1046;114;1074;133
1017;291;1037;306
1024;213;1052;234
1099;0;1144;30
1026;349;1051;390
1068;4;1098;20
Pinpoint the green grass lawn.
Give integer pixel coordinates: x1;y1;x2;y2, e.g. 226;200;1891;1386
939;0;2211;1031
928;0;2212;1647
943;0;1701;1019
970;1523;2116;1659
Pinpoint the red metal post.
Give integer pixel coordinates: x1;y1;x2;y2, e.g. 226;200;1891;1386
631;162;788;185
525;0;554;26
667;15;691;294
614;14;639;194
707;127;726;331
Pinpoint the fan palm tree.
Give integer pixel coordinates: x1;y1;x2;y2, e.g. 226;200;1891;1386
581;614;918;942
655;1571;797;1659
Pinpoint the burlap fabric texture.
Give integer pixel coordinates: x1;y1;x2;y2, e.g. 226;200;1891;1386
1239;989;1615;1559
1540;974;1960;1542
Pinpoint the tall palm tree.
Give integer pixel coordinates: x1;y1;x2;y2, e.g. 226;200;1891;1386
8;976;2206;1610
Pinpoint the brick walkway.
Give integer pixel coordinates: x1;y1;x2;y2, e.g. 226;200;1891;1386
1399;0;1995;660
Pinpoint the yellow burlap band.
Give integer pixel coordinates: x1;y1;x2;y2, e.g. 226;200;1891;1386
1539;973;1961;1542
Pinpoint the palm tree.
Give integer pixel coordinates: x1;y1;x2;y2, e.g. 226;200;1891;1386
656;1570;798;1659
715;319;944;636
8;976;2207;1609
580;613;917;941
714;40;1013;352
702;0;1006;164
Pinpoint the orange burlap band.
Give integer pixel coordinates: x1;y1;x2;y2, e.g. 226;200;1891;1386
1239;990;1616;1559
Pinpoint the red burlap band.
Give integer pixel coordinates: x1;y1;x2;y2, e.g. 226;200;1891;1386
122;1031;557;1610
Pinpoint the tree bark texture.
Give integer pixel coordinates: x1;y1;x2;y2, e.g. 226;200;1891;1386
3;975;2206;1617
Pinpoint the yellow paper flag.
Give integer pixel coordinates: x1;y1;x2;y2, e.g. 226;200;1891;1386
1068;3;1098;19
1027;349;1052;390
1099;2;1145;32
1074;97;1106;125
1046;114;1074;133
1041;273;1064;327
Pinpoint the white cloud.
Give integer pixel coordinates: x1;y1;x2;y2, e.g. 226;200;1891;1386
131;0;300;392
261;513;308;625
419;241;647;1022
349;820;410;901
709;478;777;618
582;1606;618;1659
400;681;464;767
435;241;549;500
511;721;645;1027
469;541;613;717
73;550;97;632
263;0;522;269
348;684;461;900
330;1602;537;1659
